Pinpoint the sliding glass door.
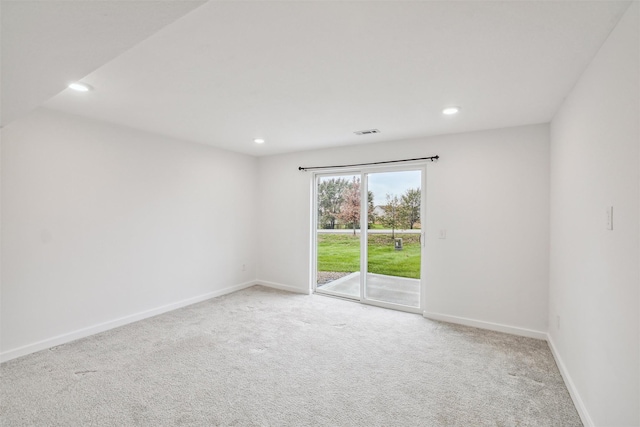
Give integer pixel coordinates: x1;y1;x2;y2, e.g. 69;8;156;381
314;166;425;312
364;170;422;308
315;173;362;300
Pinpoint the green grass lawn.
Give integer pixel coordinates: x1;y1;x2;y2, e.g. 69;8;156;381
317;233;420;279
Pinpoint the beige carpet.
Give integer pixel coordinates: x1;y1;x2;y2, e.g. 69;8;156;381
0;285;581;426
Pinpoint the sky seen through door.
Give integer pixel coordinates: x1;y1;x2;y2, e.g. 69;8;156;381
368;170;421;206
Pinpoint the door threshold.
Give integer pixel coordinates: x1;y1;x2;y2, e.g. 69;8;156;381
314;289;422;315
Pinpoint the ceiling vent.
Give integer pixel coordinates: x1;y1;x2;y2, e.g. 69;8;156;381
354;129;380;135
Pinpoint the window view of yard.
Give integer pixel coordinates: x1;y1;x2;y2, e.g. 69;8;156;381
316;172;422;290
317;233;421;279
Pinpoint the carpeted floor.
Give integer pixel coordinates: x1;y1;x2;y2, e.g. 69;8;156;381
0;285;582;426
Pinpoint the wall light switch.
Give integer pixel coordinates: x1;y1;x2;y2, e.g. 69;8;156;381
438;229;447;239
606;206;613;230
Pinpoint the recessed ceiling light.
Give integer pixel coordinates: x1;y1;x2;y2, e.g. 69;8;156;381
254;138;265;144
68;82;92;92
442;107;460;115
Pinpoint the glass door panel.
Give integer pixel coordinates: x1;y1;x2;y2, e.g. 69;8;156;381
315;174;362;300
365;170;422;308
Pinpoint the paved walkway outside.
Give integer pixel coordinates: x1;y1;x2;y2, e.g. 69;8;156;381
317;272;420;308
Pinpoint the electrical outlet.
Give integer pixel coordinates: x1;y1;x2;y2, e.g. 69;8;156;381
438;229;447;239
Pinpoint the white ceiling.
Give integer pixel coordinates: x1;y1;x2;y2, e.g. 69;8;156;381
1;0;206;126
4;1;632;156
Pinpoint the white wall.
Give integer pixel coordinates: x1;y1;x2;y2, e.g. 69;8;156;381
549;2;639;426
1;108;258;360
257;124;550;336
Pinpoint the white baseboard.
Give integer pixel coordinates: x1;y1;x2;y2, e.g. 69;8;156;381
546;334;594;427
256;280;311;295
0;280;256;364
423;312;589;425
422;311;547;340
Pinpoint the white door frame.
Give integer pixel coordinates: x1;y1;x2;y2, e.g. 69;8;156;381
311;162;427;314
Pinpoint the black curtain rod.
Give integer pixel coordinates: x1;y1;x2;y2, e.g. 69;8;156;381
298;155;439;171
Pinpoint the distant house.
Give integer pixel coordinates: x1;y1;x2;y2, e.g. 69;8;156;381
373;205;385;221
